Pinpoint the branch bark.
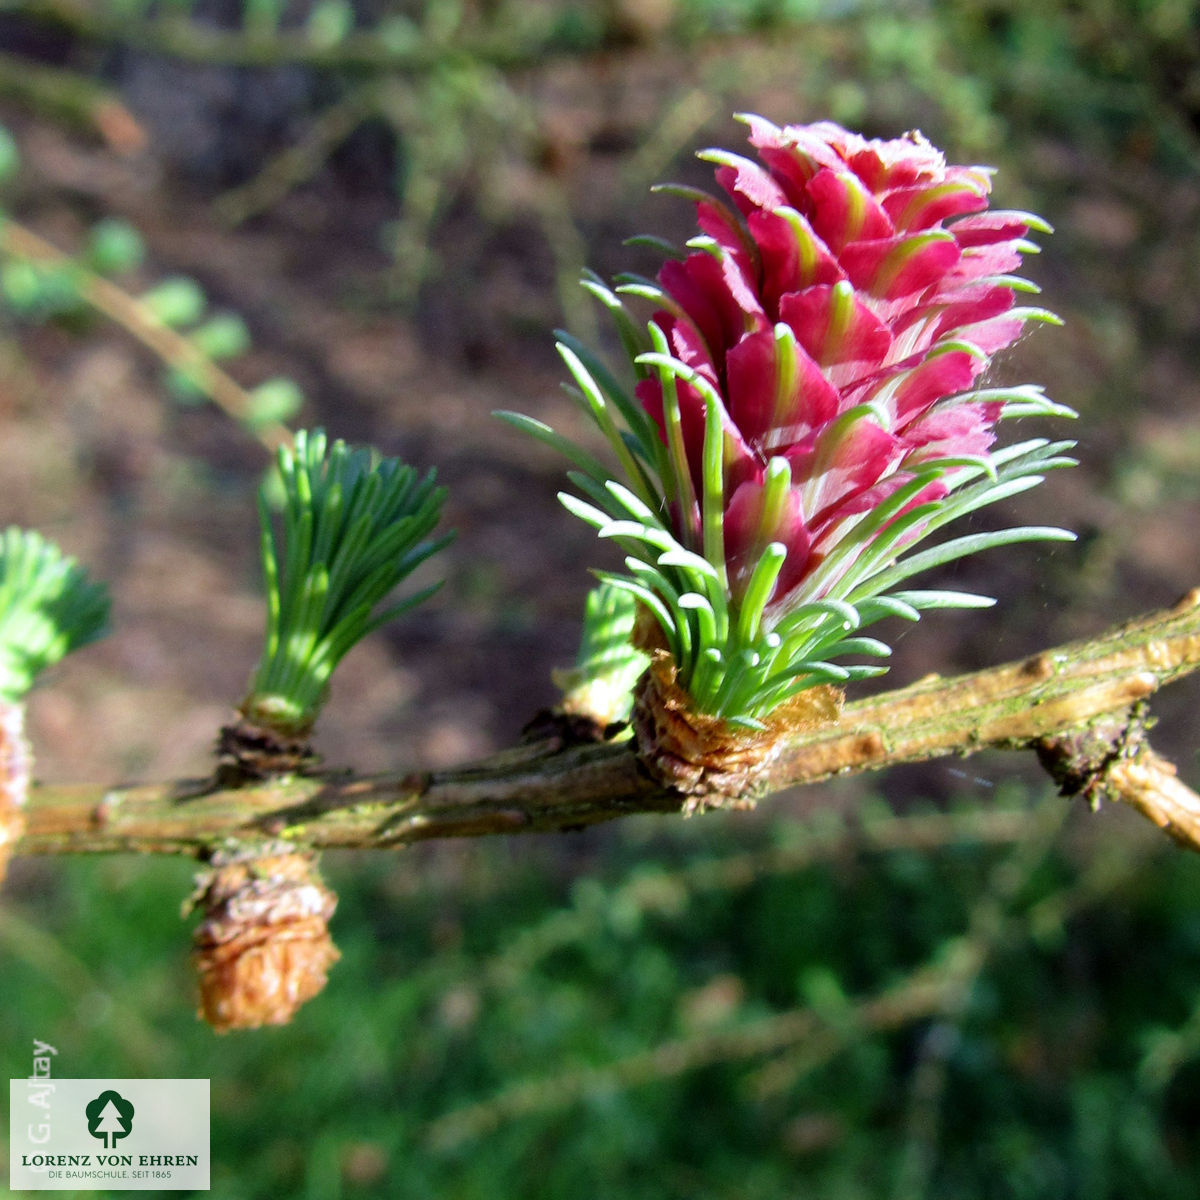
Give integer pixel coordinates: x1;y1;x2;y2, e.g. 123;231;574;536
16;588;1200;859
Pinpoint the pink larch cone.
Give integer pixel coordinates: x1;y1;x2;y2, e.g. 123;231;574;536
626;117;1057;799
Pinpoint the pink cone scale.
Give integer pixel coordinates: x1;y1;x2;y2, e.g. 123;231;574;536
501;116;1076;727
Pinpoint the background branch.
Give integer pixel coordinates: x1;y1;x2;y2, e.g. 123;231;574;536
1;0;545;71
0;217;293;452
17;588;1200;859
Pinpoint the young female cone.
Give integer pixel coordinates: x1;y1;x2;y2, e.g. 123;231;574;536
518;118;1073;805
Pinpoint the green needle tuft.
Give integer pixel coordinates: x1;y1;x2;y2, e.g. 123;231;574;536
553;581;649;728
242;428;452;737
0;528;109;704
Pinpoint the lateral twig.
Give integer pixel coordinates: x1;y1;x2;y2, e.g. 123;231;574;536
213;84;381;226
0;217;292;453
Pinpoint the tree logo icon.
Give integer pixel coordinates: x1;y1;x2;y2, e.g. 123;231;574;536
85;1090;135;1149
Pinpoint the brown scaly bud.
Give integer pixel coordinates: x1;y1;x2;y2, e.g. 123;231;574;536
189;848;339;1033
631;649;842;813
215;713;319;785
0;701;31;885
1036;705;1200;853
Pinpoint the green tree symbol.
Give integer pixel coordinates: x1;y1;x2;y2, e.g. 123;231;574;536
85;1090;135;1149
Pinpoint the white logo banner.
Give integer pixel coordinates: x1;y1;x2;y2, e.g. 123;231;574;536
9;1078;209;1191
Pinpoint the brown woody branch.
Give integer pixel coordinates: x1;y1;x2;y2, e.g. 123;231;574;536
16;588;1200;860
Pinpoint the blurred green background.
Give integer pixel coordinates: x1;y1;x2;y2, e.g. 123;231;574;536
2;0;1199;1195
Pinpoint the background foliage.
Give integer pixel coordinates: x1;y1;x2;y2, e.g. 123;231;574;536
1;0;1199;1195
